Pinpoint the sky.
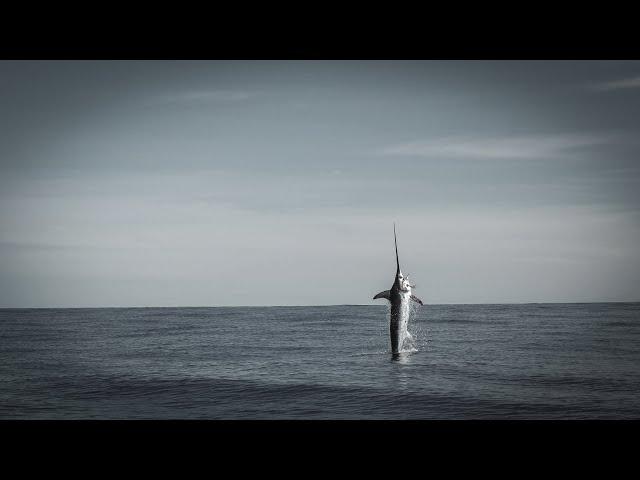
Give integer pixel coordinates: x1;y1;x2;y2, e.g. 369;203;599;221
1;60;640;307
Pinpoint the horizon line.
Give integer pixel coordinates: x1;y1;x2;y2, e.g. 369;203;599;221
1;300;639;310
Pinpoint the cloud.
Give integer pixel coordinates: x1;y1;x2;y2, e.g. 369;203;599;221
149;90;254;106
380;133;609;160
589;75;640;92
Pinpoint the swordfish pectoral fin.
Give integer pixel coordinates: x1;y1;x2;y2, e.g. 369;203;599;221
410;294;424;305
373;290;391;301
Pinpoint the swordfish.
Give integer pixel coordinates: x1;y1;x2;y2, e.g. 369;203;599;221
373;225;423;354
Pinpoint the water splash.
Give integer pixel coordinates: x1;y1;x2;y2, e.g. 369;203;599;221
404;299;430;353
397;295;419;354
375;302;422;355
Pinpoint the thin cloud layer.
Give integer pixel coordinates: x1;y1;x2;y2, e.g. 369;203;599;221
381;134;609;160
148;90;254;106
589;75;640;92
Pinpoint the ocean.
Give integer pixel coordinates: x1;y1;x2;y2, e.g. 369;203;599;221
1;303;639;419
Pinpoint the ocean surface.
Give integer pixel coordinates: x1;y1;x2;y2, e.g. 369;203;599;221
1;303;639;419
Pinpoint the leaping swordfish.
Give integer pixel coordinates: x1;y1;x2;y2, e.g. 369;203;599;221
373;225;423;355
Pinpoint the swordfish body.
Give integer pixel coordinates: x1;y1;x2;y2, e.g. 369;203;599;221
373;225;423;354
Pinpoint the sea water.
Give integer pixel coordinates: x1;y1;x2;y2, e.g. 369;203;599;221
1;303;639;419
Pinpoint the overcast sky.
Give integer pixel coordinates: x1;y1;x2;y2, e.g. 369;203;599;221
1;60;640;307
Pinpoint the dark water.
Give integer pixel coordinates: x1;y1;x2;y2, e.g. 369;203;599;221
1;303;639;419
